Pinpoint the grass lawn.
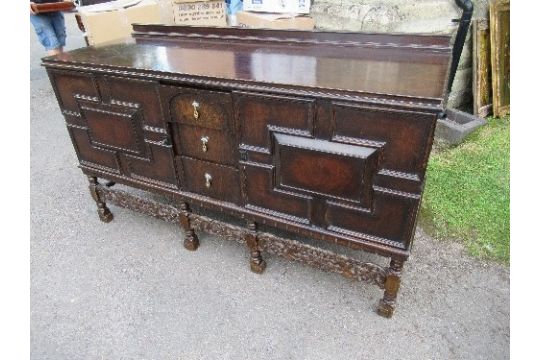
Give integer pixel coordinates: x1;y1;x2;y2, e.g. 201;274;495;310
420;116;510;263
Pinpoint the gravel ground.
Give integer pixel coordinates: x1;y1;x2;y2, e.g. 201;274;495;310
30;15;510;360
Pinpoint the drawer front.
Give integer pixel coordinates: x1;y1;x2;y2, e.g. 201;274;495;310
167;87;232;130
181;157;240;204
172;124;236;166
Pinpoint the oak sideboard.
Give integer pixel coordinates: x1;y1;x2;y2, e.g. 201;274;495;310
43;23;458;317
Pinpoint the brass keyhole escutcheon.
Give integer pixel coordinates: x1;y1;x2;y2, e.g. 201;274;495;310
204;173;212;188
201;136;209;152
192;100;200;120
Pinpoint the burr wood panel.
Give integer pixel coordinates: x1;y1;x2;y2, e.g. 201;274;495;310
274;133;378;206
80;102;145;156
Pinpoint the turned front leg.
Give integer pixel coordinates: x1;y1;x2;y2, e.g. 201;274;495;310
179;202;199;251
245;222;266;274
377;258;404;318
87;176;113;223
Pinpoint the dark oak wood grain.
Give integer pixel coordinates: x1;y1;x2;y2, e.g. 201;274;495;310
43;24;453;318
44;25;452;102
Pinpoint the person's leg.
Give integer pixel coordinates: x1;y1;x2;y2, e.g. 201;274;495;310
49;12;66;54
30;13;62;55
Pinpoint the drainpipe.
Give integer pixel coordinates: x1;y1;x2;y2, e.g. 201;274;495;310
447;0;474;94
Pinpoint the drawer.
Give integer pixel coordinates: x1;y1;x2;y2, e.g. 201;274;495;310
173;124;236;166
169;88;232;130
181;157;240;204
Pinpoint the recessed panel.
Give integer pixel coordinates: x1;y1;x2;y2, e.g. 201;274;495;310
326;189;420;247
68;125;119;172
332;103;437;175
81;105;144;156
236;93;315;148
107;77;164;126
126;143;179;187
243;163;312;223
275;134;378;206
49;71;99;114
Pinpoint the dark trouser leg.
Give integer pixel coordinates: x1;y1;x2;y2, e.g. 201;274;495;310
87;176;113;223
377;258;404;318
245;222;266;274
180;202;199;251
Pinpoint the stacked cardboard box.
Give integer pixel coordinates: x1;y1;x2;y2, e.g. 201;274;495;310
77;0;314;47
243;0;310;14
171;0;226;26
79;0;161;46
236;0;314;30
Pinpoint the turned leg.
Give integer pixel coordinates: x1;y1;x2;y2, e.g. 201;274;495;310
179;202;199;251
377;258;404;318
245;222;266;274
87;176;113;223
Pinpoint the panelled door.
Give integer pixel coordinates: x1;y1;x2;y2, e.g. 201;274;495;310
235;91;437;249
48;70;179;188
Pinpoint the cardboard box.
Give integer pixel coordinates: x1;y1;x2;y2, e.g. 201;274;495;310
79;0;161;46
158;0;216;24
156;0;174;24
236;11;314;30
173;1;226;26
242;0;310;14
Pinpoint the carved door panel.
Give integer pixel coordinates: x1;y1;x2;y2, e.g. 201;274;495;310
237;92;438;249
235;92;318;224
48;70;179;188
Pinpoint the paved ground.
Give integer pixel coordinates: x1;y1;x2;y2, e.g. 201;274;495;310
30;15;510;360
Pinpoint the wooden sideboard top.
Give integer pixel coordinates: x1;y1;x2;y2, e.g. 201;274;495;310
43;25;453;107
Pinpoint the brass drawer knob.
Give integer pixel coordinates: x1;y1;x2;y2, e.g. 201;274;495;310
201;136;209;152
204;173;212;188
192;100;200;120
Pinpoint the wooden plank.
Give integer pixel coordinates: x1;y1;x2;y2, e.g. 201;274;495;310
490;0;510;117
472;19;492;118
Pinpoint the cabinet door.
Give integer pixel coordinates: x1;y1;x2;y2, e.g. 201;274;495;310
48;70;179;188
236;92;438;250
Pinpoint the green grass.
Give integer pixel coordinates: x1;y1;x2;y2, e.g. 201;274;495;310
420;116;510;263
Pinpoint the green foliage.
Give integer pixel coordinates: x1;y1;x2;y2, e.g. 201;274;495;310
420;116;510;263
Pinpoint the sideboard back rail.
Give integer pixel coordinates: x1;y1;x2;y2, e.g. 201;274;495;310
131;24;453;53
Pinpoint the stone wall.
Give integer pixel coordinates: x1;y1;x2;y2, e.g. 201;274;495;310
310;0;489;111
